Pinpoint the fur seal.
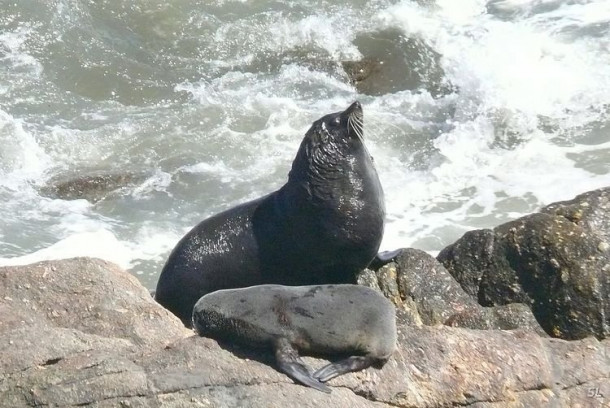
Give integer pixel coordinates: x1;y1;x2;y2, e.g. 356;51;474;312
192;284;397;392
156;101;385;325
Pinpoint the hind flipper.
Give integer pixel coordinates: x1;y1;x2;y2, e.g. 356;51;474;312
274;337;332;393
313;355;382;382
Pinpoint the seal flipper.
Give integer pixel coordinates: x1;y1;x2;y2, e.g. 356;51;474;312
274;337;331;393
313;355;382;382
368;249;403;269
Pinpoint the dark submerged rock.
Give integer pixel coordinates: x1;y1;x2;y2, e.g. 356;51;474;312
40;171;151;203
342;29;452;97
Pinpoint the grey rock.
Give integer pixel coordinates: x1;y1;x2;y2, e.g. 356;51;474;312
361;248;544;333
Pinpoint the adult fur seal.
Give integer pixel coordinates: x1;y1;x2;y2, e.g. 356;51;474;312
156;101;385;325
192;284;397;393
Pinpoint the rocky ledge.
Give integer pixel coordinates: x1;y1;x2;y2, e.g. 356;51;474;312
2;188;610;407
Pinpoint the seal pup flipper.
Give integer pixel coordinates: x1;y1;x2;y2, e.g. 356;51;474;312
274;337;331;393
313;355;383;382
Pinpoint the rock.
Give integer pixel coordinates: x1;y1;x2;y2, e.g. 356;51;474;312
363;248;478;326
1;258;609;407
40;171;151;202
341;29;452;97
360;248;545;334
358;266;423;327
444;303;548;337
0;257;189;347
434;229;497;301
542;187;610;244
438;187;610;340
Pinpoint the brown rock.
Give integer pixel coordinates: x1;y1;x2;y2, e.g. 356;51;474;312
0;257;189;346
1;258;609;407
39;171;152;203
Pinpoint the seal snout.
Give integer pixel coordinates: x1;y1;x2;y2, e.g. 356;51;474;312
343;101;364;140
344;101;362;115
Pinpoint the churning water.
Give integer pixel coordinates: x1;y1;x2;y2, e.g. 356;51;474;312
1;0;609;289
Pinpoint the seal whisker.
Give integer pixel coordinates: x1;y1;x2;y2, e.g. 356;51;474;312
348;114;365;141
364;118;398;141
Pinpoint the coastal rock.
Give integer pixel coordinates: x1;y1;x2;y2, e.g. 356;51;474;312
438;188;610;340
1;258;609;407
0;257;189;347
542;187;610;244
444;302;548;337
360;248;545;334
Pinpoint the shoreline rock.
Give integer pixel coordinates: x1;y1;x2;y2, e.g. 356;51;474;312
2;187;610;406
438;188;610;340
0;257;607;407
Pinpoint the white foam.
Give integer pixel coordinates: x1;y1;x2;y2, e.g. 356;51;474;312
131;171;173;199
266;13;361;59
369;0;610;253
0;110;50;186
0;229;133;268
0;24;43;77
0;224;184;271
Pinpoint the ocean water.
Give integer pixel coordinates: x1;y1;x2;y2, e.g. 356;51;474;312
1;0;609;289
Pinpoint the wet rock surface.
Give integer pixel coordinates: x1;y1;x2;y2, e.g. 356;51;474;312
360;248;545;334
40;171;152;203
342;29;452;97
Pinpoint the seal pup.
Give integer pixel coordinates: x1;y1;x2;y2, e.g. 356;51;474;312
192;284;397;393
156;101;385;325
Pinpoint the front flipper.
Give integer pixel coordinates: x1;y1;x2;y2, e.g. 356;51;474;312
313;355;383;382
368;249;404;269
274;337;331;393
